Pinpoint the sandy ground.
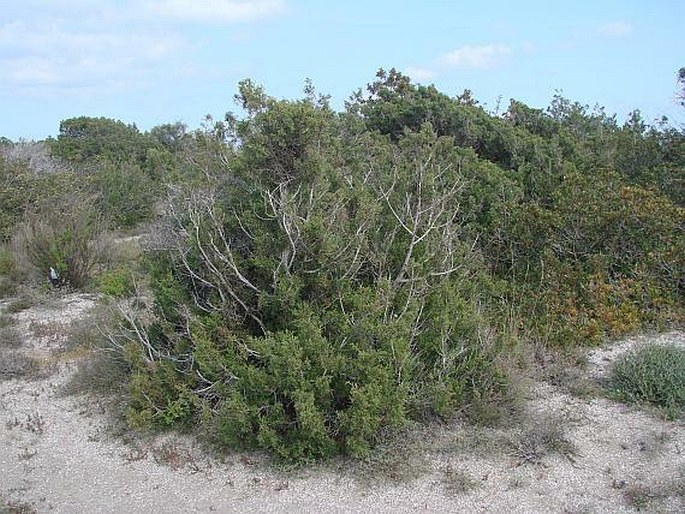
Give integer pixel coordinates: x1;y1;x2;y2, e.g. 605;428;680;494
1;294;684;513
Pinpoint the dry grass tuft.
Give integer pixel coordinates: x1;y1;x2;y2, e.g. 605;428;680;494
152;441;197;472
0;314;14;329
441;466;478;495
0;326;23;349
4;296;34;314
0;352;41;381
343;423;431;483
0;499;38;514
533;344;600;398
509;417;577;466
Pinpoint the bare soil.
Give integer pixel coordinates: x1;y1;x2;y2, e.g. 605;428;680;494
1;293;683;513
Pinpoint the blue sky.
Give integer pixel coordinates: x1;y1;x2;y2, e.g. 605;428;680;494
1;0;683;140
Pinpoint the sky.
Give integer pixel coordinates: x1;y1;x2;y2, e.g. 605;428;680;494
1;0;683;140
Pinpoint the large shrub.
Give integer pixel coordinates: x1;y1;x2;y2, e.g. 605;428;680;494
120;88;511;461
0;145;83;242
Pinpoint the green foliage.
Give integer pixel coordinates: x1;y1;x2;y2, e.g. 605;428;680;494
0;154;34;241
95;267;135;297
608;344;685;419
118;86;513;462
92;159;157;228
229;78;335;185
51;71;684;463
0;245;16;276
502;168;684;346
49;116;155;167
0;245;19;297
149;121;189;152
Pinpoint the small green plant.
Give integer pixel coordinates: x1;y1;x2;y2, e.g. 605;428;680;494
607;343;685;420
623;483;655;511
23;412;46;434
94;267;135;297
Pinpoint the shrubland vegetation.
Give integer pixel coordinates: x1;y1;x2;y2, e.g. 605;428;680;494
0;69;683;462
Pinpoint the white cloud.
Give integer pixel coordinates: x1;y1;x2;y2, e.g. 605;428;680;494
439;44;511;69
405;66;436;82
404;43;513;83
599;21;633;38
6;0;288;25
0;20;184;97
0;0;288;98
0;21;180;59
141;0;287;24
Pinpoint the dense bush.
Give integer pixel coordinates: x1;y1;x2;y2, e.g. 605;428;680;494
92;159;157;228
48;116;156;167
0;154;34;242
498;169;684;346
0;244;21;298
1;148;112;291
118;88;515;461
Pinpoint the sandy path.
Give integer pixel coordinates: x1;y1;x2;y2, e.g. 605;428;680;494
1;294;683;513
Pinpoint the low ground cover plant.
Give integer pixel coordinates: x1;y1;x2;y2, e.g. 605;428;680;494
607;344;685;419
